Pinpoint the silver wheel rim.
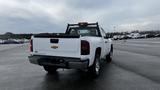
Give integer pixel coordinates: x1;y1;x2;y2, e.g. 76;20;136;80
95;59;100;74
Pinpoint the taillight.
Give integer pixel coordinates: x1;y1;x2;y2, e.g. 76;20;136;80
81;40;90;55
29;39;33;52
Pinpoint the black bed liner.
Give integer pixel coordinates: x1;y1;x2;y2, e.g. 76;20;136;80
34;33;80;38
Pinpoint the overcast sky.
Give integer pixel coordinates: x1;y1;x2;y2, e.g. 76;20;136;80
0;0;160;34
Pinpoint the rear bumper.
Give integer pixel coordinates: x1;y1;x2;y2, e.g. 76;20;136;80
28;55;89;69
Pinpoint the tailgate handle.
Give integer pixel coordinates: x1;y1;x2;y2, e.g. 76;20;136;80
50;39;59;43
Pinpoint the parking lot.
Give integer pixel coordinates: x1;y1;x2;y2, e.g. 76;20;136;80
0;38;160;90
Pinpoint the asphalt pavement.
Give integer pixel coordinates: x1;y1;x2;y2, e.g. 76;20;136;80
0;38;160;90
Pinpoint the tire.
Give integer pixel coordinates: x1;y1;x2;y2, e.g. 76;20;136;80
88;54;101;77
106;45;113;63
43;65;58;74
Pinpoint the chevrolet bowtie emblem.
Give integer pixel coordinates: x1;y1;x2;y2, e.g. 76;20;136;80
51;45;58;49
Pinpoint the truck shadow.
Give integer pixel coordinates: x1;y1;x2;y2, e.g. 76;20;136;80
40;63;114;90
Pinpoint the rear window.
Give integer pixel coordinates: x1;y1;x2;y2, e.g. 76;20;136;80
69;28;99;36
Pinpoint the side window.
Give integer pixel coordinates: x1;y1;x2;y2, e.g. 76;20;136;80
69;29;78;35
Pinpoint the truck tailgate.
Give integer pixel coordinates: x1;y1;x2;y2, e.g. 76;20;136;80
33;38;80;58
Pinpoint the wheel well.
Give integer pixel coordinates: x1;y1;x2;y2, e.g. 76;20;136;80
90;47;101;66
95;47;101;56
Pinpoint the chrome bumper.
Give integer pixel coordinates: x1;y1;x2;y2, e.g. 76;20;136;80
28;55;89;69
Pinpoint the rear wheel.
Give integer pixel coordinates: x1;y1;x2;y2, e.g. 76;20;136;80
88;54;101;77
43;65;58;73
106;45;113;63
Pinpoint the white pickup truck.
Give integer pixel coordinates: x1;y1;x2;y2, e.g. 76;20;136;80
28;22;113;77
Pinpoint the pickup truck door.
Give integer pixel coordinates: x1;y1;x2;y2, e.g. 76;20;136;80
103;36;110;55
100;28;110;58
